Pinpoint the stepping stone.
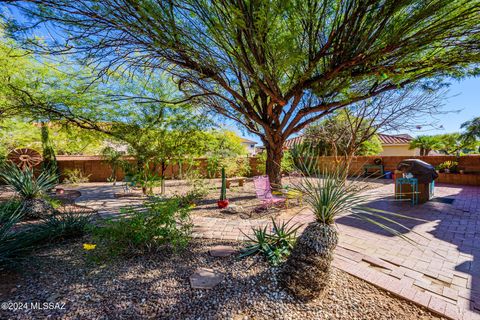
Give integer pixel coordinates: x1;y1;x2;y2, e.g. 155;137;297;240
189;268;224;289
209;245;236;257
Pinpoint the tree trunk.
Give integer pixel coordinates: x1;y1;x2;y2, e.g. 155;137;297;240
280;222;338;300
265;141;284;188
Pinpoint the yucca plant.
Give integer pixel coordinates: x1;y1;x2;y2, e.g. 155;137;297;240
0;208;93;268
0;207;47;267
279;149;425;300
240;218;301;266
0;162;59;219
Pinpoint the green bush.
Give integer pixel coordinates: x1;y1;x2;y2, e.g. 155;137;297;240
91;197;192;258
176;185;208;208
281;151;295;174
219;157;251;177
62;168;90;184
255;152;294;175
240;218;300;266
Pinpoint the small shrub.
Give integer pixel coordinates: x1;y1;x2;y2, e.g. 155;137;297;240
63;169;90;184
35;211;94;242
240;218;300;266
281;151;295;174
0;209;92;268
220;157;251;177
176;180;209;208
91;197;192;258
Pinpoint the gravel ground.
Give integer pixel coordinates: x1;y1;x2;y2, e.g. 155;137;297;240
1;239;442;320
145;177;390;220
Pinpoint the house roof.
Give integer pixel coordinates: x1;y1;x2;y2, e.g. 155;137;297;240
240;138;257;144
378;133;413;145
283;133;413;149
284;135;304;149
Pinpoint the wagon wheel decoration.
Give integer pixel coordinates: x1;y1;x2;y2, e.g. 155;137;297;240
7;148;43;170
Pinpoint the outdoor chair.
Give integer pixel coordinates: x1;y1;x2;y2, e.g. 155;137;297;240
253;175;287;209
122;175;136;193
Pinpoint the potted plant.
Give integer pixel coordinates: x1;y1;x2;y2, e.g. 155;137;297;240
439;161;458;174
217;167;229;208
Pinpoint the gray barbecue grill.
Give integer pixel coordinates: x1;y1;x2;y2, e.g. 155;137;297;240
396;159;438;184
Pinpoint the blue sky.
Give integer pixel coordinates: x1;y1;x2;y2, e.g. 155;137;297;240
233;76;480;145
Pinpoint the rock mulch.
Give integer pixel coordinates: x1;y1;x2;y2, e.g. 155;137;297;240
1;239;443;320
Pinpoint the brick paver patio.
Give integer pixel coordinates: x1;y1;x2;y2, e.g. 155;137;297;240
74;182;480;320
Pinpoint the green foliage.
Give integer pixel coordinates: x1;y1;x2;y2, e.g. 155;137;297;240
220;157;251;177
40;123;58;173
0;119;108;157
437;161;459;172
0;163;58;200
6;1;480;185
0;207;31;267
461;116;480;142
0;199;22;223
292;148;425;243
280;151;295;174
304;110;383;157
90;197;192;258
240;218;300;266
357;135;383;156
101;146;124;183
256;151;296;175
409;135;442;156
0;209;92;268
175;184;208;208
35;211;93;242
204;130;247;158
436;133;479;155
62;169;90;184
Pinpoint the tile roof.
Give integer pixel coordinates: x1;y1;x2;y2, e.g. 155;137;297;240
283;133;413;149
284;135;305;149
378;133;413;145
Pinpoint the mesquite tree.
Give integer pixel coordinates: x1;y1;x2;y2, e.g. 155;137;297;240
6;0;480;185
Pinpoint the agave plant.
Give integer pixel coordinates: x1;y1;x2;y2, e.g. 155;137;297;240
240;218;301;266
0;162;58;219
0;207;44;267
279;150;425;300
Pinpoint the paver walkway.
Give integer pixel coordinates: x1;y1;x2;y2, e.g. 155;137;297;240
73;182;480;320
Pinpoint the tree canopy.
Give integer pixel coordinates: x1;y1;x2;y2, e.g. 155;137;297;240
304;110;383;158
4;0;480;184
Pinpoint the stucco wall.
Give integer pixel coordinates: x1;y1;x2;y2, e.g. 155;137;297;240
379;144;419;156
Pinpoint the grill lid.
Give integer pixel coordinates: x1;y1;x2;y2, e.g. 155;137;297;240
396;159;438;184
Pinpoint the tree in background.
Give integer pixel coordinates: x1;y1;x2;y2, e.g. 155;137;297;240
409;136;443;156
203;130;248;178
436;133;479;156
8;0;479;186
0;119;107;157
461;117;480;143
40;122;57;173
304;110;383;159
101;146;125;185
